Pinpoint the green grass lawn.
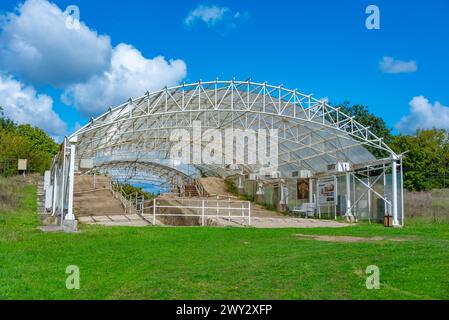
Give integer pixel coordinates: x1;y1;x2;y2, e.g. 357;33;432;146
1;182;449;300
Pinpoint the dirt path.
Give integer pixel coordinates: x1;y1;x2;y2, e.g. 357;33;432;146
74;176;350;229
78;214;149;226
196;177;350;228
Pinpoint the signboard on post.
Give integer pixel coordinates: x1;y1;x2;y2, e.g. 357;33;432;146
317;177;336;204
18;159;28;171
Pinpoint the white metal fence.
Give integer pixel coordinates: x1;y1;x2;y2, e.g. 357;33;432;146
144;198;251;226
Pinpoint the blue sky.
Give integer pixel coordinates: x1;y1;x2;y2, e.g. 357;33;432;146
0;0;448;138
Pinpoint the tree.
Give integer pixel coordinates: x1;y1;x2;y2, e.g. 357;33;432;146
390;129;449;191
0;106;16;131
16;124;59;156
0;109;58;175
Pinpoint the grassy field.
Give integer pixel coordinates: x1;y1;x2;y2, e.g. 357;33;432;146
1;180;449;300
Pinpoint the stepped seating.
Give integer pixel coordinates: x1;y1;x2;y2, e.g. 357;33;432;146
36;175;60;226
36;178;46;214
198;177;232;197
184;184;199;197
74;175;125;217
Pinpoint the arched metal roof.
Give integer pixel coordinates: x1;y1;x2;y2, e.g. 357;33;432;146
93;160;194;187
71;80;397;185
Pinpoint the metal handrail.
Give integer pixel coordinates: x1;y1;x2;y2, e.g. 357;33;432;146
110;182;142;215
144;198;251;226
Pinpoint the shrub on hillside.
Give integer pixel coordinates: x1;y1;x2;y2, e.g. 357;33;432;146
1;107;58;176
0;176;25;212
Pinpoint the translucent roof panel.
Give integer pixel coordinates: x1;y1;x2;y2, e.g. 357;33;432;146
71;80;395;183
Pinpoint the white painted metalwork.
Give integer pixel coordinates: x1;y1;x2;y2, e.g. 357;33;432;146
70;80;397;174
47;79;403;225
66;144;76;221
146;198;251;226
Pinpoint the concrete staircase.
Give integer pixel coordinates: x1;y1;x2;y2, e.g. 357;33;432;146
184;184;199;197
36;177;45;214
74;175;126;217
36;175;61;230
73;175;150;226
198;177;232;197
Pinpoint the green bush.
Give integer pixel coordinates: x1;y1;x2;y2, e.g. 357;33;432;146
113;182;155;200
0;107;58;176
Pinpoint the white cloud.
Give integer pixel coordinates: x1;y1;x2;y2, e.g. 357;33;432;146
0;0;112;86
185;5;228;26
0;0;187;119
379;56;417;74
395;96;449;134
62;44;187;115
0;73;66;135
184;5;249;29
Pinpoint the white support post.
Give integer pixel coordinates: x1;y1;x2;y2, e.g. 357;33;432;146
248;201;251;226
308;178;313;204
345;172;352;220
51;168;58;216
59;139;67;221
334;176;338;220
66;144;76;221
383;164;388;217
392;158;399;226
367;168;372;224
400;157;405;226
152;198;156;225
238;175;243;191
352;174;356;219
202;200;205;226
316;178;320;217
279;181;285;205
241;202;245;224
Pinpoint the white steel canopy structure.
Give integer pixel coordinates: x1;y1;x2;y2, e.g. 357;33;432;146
48;79;404;227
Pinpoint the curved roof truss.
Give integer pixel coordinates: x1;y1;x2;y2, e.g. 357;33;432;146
71;80;397;184
89;160;194;187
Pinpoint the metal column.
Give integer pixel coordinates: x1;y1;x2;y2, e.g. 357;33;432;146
345;172;352;219
59;139;67;221
66;144;76;221
392;158;399;226
400;157;405;226
51;167;58;216
308;178;313;203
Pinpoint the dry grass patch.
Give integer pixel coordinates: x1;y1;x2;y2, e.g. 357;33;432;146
405;189;449;223
0;176;26;211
